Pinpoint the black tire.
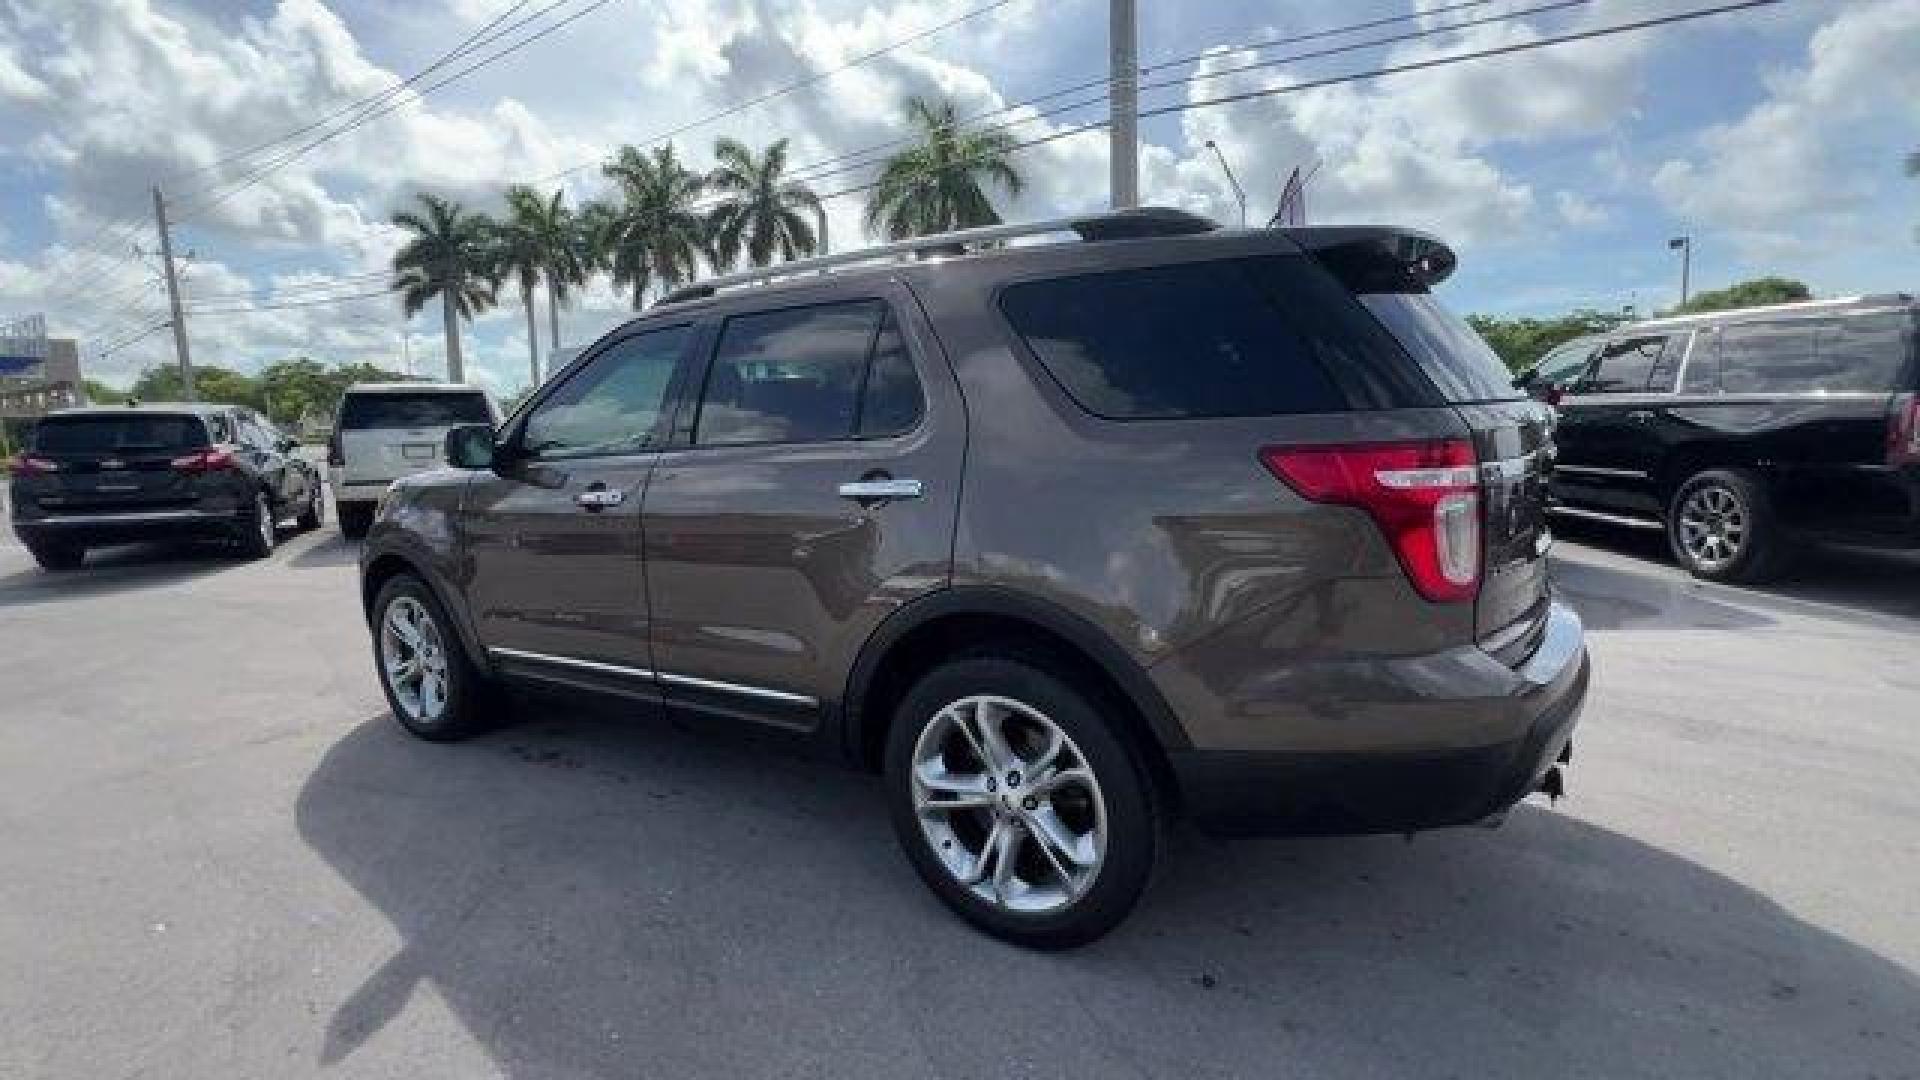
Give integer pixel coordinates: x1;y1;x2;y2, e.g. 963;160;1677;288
370;573;495;742
236;490;276;559
1667;468;1796;583
26;541;84;572
338;501;372;539
295;480;324;531
884;653;1162;949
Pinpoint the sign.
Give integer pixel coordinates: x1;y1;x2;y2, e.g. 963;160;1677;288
0;313;49;377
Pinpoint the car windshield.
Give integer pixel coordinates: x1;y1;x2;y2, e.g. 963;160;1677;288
339;392;490;429
31;414;209;454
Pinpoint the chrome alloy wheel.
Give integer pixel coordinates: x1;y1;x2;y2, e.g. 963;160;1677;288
1678;483;1747;570
910;694;1107;914
380;596;450;724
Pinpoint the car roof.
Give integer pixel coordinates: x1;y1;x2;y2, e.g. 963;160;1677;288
1618;294;1916;336
46;401;233;417
341;382;486;395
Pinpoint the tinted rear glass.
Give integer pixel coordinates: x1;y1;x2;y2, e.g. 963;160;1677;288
998;255;1417;419
32;414;208;454
338;392;491;429
1359;293;1524;403
1708;312;1912;395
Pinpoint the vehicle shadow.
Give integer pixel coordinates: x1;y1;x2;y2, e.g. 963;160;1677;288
0;541;239;608
1553;518;1920;627
286;530;360;568
297;714;1920;1079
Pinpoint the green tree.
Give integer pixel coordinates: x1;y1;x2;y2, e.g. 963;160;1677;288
865;96;1024;241
494;186;550;389
1672;276;1813;315
80;378;123;404
128;365;263;409
592;144;709;307
255;356;332;427
706;137;825;269
390;192;499;383
1467;310;1629;373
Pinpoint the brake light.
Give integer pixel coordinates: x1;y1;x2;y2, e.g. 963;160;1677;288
171;447;236;473
6;455;57;475
1261;439;1482;603
1888;394;1920;467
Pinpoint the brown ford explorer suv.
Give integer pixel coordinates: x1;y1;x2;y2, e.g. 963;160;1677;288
358;208;1589;948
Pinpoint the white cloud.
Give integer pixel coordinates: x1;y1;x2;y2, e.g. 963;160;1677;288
1554;190;1609;229
1652;0;1920;261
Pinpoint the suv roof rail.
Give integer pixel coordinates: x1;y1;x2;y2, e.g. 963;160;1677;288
654;206;1216;308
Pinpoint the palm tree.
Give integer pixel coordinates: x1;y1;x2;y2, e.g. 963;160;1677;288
864;96;1024;241
494;186;548;387
593;144;709;307
706;137;826;269
390;192;498;383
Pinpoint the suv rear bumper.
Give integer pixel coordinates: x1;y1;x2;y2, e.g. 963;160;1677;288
329;475;394;506
13;507;245;548
1166;600;1589;834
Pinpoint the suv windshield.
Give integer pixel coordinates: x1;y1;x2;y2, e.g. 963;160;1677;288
32;414;209;455
339;392;490;429
1360;293;1525;403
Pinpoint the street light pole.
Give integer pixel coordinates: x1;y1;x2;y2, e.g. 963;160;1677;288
151;185;195;401
1668;234;1692;308
1204;139;1248;228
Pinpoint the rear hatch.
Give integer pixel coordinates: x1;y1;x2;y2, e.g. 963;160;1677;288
1309;233;1554;664
16;412;214;514
336;391;492;486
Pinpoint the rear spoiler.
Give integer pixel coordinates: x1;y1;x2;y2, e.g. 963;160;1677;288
1280;227;1457;293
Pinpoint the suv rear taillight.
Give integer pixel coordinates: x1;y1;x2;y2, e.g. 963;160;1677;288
5;455;57;475
1888;394;1920;467
1261;439;1482;603
171;447;236;473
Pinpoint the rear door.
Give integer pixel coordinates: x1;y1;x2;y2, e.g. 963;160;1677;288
1358;293;1555;651
338;391;491;486
640;285;964;731
21;412;213;515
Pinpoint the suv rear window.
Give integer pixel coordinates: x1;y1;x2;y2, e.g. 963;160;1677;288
338;392;490;429
999;255;1413;419
32;414;209;454
1358;293;1524;403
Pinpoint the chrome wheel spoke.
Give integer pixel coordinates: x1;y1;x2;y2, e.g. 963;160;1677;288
1030;767;1092;797
914;764;996;810
1029;805;1098;871
973;699;1016;772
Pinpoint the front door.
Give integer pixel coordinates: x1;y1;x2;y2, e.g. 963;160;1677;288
641;288;964;731
1554;333;1683;515
462;323;695;697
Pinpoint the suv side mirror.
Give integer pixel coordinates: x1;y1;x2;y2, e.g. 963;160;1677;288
445;424;497;470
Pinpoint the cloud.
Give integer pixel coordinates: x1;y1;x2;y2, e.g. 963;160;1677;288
1651;0;1920;261
1554;190;1609;229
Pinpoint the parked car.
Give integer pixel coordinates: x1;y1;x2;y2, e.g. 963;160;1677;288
1548;295;1920;582
6;402;322;570
357;208;1589;947
328;382;496;537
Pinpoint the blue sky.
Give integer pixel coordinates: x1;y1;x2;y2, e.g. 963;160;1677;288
0;0;1915;395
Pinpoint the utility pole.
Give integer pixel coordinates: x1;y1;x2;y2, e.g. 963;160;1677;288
1668;234;1692;308
151;185;195;400
1109;0;1139;209
1204;140;1247;228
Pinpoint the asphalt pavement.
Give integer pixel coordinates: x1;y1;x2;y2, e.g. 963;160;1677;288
0;514;1915;1079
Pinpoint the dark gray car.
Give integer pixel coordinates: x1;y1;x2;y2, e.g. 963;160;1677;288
358;208;1589;947
8;402;323;570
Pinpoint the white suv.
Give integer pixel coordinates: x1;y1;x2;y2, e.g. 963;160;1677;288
328;383;496;537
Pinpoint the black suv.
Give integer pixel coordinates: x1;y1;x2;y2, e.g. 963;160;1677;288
1545;295;1920;581
359;209;1588;947
7;402;323;570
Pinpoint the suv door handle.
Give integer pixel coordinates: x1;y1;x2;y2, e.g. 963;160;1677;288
838;478;923;502
575;487;625;510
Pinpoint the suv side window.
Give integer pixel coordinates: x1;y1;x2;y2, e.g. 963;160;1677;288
695;299;891;446
1579;335;1672;394
1718;321;1821;394
205;412;234;444
522;324;691;458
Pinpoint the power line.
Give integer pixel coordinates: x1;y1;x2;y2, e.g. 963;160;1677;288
1139;0;1502;75
92;320;173;361
169;0;625;223
183;271;391;304
187;287;393;315
530;0;1020;186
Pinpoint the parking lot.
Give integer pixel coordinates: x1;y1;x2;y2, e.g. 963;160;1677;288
1;512;1916;1080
